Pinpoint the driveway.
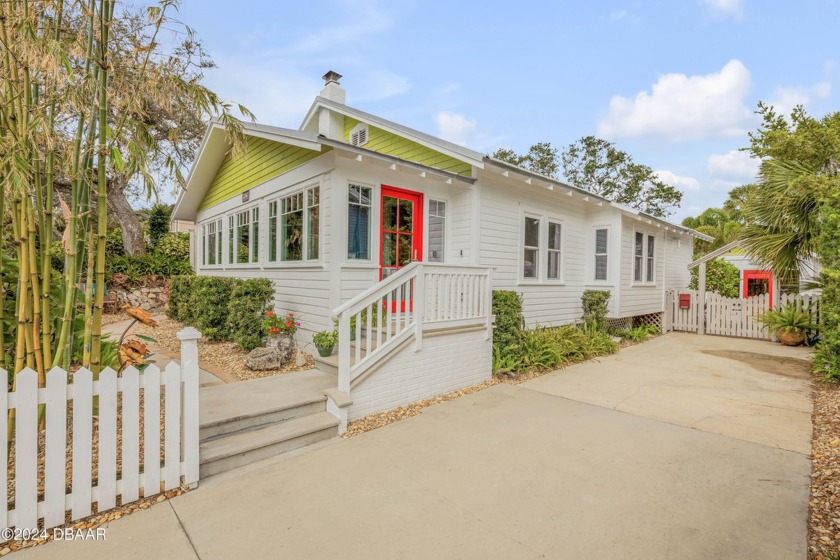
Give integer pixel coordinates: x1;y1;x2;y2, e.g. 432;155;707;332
21;333;812;559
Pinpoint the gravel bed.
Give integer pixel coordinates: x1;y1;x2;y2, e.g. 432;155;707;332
131;317;315;381
809;377;840;560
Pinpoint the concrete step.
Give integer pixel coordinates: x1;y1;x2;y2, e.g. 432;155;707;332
199;412;340;478
200;369;334;441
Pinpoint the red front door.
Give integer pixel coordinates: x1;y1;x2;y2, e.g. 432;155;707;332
743;270;773;305
380;186;423;280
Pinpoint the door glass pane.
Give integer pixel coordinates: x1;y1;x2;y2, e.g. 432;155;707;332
398;234;412;266
399;199;413;232
383;196;397;231
524;217;539;247
382;233;397;266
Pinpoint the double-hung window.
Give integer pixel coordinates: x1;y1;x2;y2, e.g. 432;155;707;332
633;231;656;284
522;216;540;279
348;184;372;260
646;235;655;282
228;216;234;264
547;221;562;280
202;219;222;266
233;208;258;264
634;232;644;283
594;228;609;281
428;199;446;263
271;185;320;263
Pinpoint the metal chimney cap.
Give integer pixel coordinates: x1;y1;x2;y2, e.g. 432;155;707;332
322;70;342;85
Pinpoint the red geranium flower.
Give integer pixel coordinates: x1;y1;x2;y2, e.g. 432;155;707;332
285;322;292;328
266;311;275;318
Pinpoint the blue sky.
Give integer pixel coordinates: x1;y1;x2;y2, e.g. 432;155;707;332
173;0;839;220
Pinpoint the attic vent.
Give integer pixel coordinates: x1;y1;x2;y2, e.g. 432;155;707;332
350;123;368;147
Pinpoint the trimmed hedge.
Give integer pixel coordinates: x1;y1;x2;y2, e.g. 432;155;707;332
168;275;274;348
581;290;610;331
492;290;524;350
816;185;840;380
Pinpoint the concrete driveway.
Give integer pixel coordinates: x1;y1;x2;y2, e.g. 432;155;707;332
21;333;812;559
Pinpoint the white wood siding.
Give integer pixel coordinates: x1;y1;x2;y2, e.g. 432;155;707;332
618;217;666;317
476;172;620;326
664;232;694;291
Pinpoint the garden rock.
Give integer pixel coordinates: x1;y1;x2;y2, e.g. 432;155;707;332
269;334;296;365
245;347;284;371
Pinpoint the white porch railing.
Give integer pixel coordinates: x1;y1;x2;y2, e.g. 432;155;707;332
0;327;201;532
333;263;492;393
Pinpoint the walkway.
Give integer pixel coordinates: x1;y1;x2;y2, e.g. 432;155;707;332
19;333;812;559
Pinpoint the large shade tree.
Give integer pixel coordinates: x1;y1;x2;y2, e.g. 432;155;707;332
492;136;683;217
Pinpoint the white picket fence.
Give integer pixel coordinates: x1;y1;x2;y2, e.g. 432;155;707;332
666;290;820;340
1;327;201;531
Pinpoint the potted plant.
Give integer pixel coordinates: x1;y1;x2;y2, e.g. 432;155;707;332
263;310;301;361
758;304;818;346
313;329;338;357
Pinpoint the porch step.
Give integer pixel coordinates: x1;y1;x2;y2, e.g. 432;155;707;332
199;412;339;478
198;369;339;478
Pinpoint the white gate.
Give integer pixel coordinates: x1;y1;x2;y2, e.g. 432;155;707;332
666;290;820;341
1;327;201;532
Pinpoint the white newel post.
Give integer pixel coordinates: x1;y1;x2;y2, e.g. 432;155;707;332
177;327;202;487
338;312;351;393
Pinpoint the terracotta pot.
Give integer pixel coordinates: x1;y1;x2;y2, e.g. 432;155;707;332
776;330;805;346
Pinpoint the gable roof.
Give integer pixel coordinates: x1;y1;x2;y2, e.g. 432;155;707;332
300;97;485;169
688;240;745;269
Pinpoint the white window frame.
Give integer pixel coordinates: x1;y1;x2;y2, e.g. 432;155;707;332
347;182;374;262
646;234;656;283
201;218;223;268
521;213;541;282
264;184;321;266
545;219;564;283
427;198;447;263
633;231;645;283
593;226;610;283
230;204;260;267
631;228;657;286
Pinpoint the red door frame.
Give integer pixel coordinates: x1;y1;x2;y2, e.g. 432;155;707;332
379;185;423;281
743;270;773;303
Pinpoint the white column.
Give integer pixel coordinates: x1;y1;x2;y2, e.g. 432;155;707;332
698;261;706;336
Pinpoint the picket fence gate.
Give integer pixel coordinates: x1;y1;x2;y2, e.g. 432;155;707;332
1;327;201;532
666;290;820;340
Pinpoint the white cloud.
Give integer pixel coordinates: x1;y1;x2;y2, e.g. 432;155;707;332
435;111;478;146
768;82;832;116
610;10;640;24
710;178;741;191
701;0;745;19
654;170;701;191
598;59;753;141
707;149;760;181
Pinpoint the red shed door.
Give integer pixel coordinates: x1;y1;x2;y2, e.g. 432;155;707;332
743;270;773;305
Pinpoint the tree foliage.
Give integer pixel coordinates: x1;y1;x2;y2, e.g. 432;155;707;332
681;184;757;255
688;259;740;298
492;136;683;217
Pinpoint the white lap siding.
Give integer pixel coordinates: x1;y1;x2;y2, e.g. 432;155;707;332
664;232;694;291
618;216;665;317
477;174;620;326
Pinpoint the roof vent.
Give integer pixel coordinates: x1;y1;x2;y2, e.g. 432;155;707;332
320;70;345;104
350;123;368;147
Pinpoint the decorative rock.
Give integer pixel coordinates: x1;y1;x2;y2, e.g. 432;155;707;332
268;333;296;365
245;347;284;371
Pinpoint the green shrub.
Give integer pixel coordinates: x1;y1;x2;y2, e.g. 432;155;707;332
227;279;274;351
492;290;524;349
106;253;193;285
581;290;611;331
621;324;659;342
167;275;191;322
147;203;171;248
155;232;190;261
688;258;740;298
815;184;840;380
184;277;237;341
514;325;618;373
105;227;126;258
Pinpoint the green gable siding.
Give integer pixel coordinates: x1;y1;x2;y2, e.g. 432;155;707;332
343;117;472;176
199;137;327;211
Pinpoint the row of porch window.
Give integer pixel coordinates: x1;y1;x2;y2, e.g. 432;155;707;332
201;184;447;266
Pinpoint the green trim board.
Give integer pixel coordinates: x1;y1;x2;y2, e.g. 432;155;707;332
199;137;328;211
343;117;472;176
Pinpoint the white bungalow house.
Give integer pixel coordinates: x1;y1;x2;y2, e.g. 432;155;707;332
172;71;710;430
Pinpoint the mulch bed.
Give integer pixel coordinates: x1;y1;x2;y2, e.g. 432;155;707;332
809;376;840;560
131;317;315;382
